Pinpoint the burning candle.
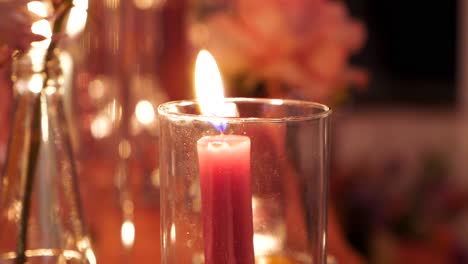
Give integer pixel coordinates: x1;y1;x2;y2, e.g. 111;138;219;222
194;50;255;264
197;135;254;264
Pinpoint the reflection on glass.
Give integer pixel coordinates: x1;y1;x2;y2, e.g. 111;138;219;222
121;220;135;249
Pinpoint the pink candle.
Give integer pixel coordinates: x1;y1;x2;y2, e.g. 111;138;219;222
197;134;255;264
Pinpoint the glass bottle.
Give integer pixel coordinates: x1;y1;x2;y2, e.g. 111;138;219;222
0;45;93;263
71;0;166;261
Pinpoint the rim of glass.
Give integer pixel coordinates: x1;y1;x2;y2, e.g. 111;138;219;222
158;97;332;123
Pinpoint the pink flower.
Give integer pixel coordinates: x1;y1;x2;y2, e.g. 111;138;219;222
198;0;367;101
0;0;45;65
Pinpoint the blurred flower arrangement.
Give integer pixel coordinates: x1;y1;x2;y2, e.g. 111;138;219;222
332;151;468;263
190;0;368;102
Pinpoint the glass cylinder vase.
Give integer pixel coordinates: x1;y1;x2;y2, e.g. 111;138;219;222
159;98;331;264
0;47;92;263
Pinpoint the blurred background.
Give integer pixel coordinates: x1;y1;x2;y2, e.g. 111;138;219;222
0;0;467;263
332;0;468;263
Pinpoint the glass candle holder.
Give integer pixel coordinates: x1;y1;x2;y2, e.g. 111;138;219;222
158;98;331;264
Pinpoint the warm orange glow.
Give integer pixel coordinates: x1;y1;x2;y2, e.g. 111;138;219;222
30;19;52;48
66;7;88;36
135;100;155;125
27;1;48;18
194;49;237;118
121;220;135;248
28;0;51;48
66;0;89;37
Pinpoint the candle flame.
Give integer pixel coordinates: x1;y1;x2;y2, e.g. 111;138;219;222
194;49;237;132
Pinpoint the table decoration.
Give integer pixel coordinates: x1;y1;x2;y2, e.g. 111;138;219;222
0;0;93;263
158;50;331;263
